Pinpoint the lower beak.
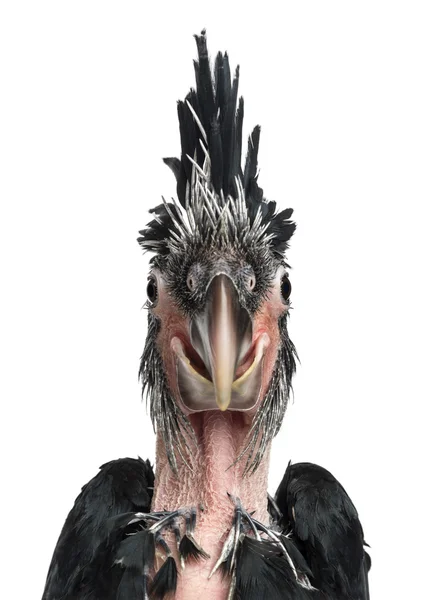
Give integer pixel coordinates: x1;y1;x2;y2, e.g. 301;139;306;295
190;274;252;411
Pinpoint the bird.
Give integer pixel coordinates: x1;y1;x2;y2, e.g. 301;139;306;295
42;30;370;600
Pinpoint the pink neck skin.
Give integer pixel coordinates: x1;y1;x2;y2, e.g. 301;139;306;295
152;411;271;600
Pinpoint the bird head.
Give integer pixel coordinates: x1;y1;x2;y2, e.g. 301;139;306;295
138;31;297;475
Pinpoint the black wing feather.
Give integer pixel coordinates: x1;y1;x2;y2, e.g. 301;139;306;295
274;462;371;600
42;457;154;600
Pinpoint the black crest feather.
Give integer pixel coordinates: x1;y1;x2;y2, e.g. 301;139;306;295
138;29;296;261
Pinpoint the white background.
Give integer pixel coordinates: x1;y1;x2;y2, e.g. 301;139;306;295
1;2;441;599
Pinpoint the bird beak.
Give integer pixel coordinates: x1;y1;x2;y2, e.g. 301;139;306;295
190;274;252;411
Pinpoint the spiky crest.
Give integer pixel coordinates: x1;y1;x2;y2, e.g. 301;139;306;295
138;29;296;262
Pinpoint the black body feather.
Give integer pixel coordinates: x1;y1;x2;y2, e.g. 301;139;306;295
233;537;318;600
148;556;178;600
274;462;371;600
42;457;154;600
115;528;156;573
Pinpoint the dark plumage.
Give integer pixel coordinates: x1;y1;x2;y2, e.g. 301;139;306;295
42;31;370;600
148;556;178;599
42;458;154;600
233;537;317;600
115;528;156;573
179;534;210;562
274;462;371;600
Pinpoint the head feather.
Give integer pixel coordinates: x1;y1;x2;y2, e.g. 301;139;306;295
138;29;296;261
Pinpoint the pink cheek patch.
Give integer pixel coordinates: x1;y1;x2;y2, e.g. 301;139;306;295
252;279;289;402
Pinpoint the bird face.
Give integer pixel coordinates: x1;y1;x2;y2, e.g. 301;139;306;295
147;256;290;416
138;31;297;473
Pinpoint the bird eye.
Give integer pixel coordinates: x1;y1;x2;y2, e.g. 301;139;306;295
281;273;291;302
146;276;158;306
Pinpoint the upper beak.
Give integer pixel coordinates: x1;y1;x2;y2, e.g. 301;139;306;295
190;274;252;411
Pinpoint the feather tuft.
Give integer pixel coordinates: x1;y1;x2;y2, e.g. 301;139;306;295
138;30;296;264
148;556;178;599
179;534;210;562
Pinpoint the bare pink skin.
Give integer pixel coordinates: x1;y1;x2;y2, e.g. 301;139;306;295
149;268;288;599
153;413;271;600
